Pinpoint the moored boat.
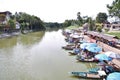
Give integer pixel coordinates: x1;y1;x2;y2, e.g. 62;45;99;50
68;52;78;55
71;71;106;79
62;46;74;50
89;67;100;73
76;55;99;62
76;58;99;62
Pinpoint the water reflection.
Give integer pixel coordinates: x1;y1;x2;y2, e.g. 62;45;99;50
18;31;45;46
0;31;45;49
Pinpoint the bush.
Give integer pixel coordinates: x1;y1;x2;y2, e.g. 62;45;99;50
97;27;102;32
104;28;109;32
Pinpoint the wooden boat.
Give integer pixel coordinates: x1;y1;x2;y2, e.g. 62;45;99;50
62;46;74;50
68;52;78;55
71;71;106;79
76;55;99;62
89;67;100;73
76;58;99;62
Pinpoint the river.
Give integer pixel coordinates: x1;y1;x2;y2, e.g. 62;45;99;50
0;29;96;80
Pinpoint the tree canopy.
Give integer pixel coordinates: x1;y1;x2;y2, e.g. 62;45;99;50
96;12;108;23
107;0;120;19
13;12;46;31
77;12;83;26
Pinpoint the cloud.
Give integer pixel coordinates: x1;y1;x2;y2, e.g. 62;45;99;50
0;0;113;22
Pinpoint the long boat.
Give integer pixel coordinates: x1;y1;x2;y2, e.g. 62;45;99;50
71;71;106;79
76;55;99;62
76;58;99;62
89;67;100;73
68;52;78;55
62;46;74;50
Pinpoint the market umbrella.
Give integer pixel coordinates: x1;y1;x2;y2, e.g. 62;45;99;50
80;43;89;49
107;72;120;80
86;46;102;53
80;43;97;49
87;43;97;47
95;54;112;61
104;51;120;59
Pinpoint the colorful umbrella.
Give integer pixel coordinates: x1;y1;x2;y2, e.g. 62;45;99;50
86;46;102;53
80;43;88;49
107;72;120;80
95;54;112;61
80;43;97;49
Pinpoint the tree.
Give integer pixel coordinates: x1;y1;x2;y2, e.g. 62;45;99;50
8;19;15;29
107;0;120;20
96;12;108;23
63;20;71;27
88;17;95;31
77;12;83;26
13;12;46;31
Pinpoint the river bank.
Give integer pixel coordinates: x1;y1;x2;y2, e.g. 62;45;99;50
0;32;21;39
0;30;33;39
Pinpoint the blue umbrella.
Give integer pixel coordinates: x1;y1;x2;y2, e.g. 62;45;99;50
87;43;97;47
95;54;112;61
80;43;88;49
80;43;97;50
86;46;102;53
107;72;120;80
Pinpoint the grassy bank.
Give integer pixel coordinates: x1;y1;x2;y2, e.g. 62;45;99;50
107;32;120;39
66;26;81;29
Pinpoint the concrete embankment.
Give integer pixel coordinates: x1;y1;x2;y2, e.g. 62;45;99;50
0;32;21;39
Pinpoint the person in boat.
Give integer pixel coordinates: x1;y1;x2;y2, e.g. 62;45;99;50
79;49;89;60
68;37;74;43
73;44;80;55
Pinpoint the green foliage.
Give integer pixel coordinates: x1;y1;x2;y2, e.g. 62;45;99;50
88;17;95;31
8;19;15;29
14;12;46;31
82;16;89;23
96;12;108;23
63;20;72;27
96;27;102;32
67;26;79;29
63;19;78;27
104;28;109;32
107;0;120;19
45;22;62;29
77;12;83;26
107;32;120;38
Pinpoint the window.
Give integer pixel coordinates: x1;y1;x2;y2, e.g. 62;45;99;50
113;26;115;29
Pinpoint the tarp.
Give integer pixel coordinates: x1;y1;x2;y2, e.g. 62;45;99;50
107;72;120;80
86;46;102;53
95;54;112;61
80;43;97;49
104;51;120;59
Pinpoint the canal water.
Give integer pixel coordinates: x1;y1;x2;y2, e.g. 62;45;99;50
0;30;96;80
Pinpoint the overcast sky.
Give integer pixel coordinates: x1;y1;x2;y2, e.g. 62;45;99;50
0;0;113;23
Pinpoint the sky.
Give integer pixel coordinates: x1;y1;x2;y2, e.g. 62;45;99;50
0;0;114;23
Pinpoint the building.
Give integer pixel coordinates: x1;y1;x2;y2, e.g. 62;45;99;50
0;11;12;24
103;22;120;32
109;22;120;31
